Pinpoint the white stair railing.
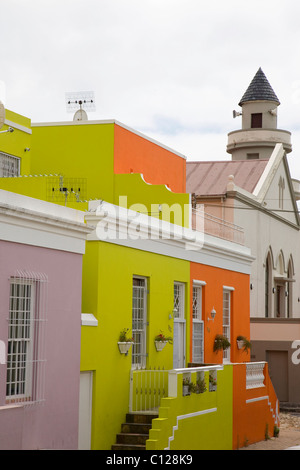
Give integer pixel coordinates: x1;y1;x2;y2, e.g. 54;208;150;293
129;368;169;413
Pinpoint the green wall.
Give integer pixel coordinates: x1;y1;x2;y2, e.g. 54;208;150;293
80;240;190;450
147;366;233;450
0;109;32;175
31;123;115;202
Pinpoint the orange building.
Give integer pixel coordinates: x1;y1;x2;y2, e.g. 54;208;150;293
190;263;251;366
113;122;187;193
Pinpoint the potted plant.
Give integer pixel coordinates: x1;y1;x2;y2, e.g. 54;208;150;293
182;377;192;396
236;335;251;354
154;330;173;351
209;372;217;392
213;334;230;352
196;377;207;394
118;328;134;355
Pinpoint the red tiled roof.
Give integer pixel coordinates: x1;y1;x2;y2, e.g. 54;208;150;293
186;159;269;196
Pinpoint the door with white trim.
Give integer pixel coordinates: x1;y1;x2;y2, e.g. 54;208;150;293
132;277;147;369
192;282;204;363
173;282;186;369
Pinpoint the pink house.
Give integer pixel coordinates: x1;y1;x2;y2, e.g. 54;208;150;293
0;190;90;449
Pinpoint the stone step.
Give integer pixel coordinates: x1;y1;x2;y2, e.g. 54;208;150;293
111;443;146;451
280;403;300;413
111;412;158;450
125;412;158;424
116;432;149;445
121;422;152;434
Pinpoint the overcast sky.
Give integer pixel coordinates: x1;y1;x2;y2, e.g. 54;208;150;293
2;0;300;179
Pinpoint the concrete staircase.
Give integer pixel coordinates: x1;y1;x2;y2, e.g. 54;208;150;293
111;412;158;450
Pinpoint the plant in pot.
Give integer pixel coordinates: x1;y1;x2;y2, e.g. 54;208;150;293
118;328;134;355
182;377;193;396
154;330;173;351
213;334;231;352
236;335;252;354
196;377;207;394
209;372;217;391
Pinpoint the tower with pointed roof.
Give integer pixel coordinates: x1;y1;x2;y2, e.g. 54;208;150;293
227;68;292;160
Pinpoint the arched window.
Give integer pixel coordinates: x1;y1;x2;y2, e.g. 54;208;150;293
265;252;272;318
287;257;294;318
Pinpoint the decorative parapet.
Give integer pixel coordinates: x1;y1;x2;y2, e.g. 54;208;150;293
246;362;265;389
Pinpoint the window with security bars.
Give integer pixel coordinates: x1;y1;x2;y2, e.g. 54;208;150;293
0;152;20;177
223;289;232;362
6;272;47;405
132;277;147;369
192;285;204;363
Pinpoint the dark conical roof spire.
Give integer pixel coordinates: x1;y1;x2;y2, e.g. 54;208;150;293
239;68;280;106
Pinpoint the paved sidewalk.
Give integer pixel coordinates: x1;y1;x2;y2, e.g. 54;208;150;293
240;413;300;450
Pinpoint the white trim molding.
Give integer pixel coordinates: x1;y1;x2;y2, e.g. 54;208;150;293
85;200;254;275
81;314;98;326
4;118;32;135
0;189;91;254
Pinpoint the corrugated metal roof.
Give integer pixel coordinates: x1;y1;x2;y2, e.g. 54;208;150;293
186;159;269;196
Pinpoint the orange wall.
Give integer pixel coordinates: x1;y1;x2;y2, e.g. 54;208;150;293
114;124;186;194
232;363;279;449
190;263;250;365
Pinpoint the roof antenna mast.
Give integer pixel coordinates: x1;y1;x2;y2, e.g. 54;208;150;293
65;91;96;121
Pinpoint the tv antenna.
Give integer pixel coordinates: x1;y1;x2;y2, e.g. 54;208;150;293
65;91;96;121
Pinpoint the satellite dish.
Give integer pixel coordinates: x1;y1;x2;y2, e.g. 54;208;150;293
65;91;96;121
73;108;88;122
0;101;5;129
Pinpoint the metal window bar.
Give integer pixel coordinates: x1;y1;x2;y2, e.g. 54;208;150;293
0;152;20;177
6;271;48;406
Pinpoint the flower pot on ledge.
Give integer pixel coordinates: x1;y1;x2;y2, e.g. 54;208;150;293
155;341;167;351
118;342;133;355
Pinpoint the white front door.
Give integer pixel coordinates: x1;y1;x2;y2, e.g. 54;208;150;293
78;371;93;450
173;282;186;369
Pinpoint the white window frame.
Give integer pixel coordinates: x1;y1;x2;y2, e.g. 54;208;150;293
222;287;234;363
6;280;35;402
6;272;47;405
192;281;205;363
0;152;20;177
132;276;147;369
